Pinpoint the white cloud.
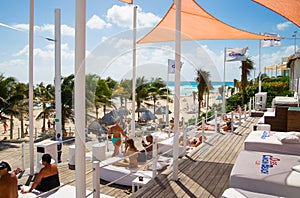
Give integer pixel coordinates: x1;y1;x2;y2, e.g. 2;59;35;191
277;21;292;30
12;23;29;31
106;5;160;29
13;45;29;57
87;15;112;30
137;7;161;28
12;23;75;37
61;25;75;37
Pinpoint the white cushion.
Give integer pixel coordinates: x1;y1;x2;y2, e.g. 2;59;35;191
277;133;300;144
292;165;300;173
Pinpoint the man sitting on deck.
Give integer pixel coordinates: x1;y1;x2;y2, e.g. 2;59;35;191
21;154;60;193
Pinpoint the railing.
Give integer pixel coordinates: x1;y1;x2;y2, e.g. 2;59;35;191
13;107;253;197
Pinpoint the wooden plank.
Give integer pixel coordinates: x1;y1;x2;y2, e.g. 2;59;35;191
132;117;259;198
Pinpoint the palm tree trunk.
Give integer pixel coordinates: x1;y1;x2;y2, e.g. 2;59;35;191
10;115;13;139
95;107;99;119
20;113;24;138
42;103;46;133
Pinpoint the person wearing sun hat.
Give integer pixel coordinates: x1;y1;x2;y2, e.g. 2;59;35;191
0;161;18;198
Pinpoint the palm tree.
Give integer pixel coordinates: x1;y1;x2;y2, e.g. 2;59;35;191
148;77;170;115
195;69;211;119
94;78;112;118
14;82;29;138
35;82;55;132
240;58;254;106
118;79;132;108
135;77;150;119
61;74;74;131
86;74;99;111
0;75;23;139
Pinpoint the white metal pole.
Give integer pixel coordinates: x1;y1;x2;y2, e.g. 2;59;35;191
131;6;137;138
93;161;100;198
22;142;25;171
201;117;205;141
166;72;169;127
173;0;181;181
222;48;226;113
55;8;62;137
29;0;34;176
259;40;262;92
152;137;158;178
75;0;86;197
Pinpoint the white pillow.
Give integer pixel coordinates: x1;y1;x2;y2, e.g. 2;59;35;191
278;134;300;144
292;165;300;173
287;132;300;138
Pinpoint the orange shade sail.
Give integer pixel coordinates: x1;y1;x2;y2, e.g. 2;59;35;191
253;0;300;28
138;0;282;44
120;0;133;4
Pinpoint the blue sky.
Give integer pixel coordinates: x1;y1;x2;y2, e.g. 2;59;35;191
0;0;299;85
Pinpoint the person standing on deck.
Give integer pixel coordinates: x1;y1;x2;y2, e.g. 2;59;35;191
56;133;63;163
107;118;128;157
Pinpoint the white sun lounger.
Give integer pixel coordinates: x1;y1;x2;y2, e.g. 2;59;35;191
244;130;300;156
230;150;300;198
18;184;114;198
99;155;170;186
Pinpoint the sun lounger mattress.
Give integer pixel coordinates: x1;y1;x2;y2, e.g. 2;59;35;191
244;131;300;155
230;150;300;198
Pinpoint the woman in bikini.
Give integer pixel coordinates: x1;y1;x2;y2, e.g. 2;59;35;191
107;118;128;157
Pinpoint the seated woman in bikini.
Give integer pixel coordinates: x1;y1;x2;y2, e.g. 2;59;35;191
108;118;128;157
114;138;139;169
21;154;60;193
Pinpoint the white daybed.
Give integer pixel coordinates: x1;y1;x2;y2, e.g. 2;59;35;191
157;136;186;157
157;131;214;157
18;184;114;198
151;131;172;141
230;150;300;198
99;156;169;186
244;131;300;156
272;96;298;107
221;188;282;198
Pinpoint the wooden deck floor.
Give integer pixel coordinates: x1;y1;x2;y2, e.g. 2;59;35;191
132;117;259;198
0;117;259;198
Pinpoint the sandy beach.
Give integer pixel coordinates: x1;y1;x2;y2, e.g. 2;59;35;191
0;92;220;141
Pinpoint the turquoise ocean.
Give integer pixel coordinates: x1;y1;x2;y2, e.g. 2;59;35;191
167;81;234;96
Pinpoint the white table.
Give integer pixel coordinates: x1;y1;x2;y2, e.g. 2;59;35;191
132;177;151;193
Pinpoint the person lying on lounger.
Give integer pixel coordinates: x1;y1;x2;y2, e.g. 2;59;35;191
197;124;215;131
179;135;207;147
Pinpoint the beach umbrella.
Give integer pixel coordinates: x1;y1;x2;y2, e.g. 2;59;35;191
87;120;108;135
117;106;130;116
101;110;123;125
155;106;172;115
135;105;147;113
140;110;157;121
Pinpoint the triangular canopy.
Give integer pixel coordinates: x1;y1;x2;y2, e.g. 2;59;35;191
253;0;300;28
138;0;281;44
